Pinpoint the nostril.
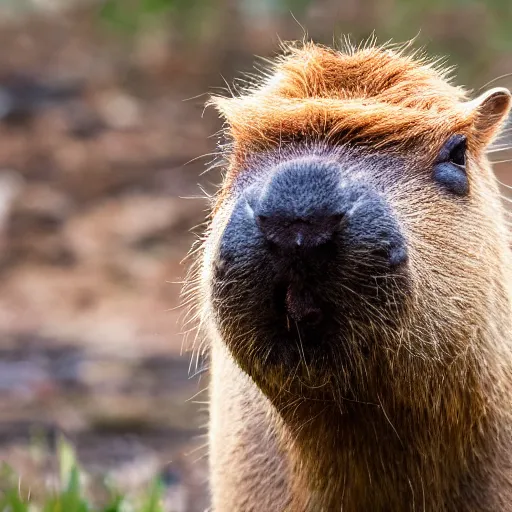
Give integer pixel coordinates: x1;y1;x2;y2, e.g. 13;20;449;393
256;213;344;250
330;213;346;232
303;308;323;326
373;245;408;268
389;246;408;268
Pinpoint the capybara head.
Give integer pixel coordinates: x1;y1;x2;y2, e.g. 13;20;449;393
198;42;512;408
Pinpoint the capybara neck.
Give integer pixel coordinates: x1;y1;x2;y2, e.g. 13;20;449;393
262;347;511;511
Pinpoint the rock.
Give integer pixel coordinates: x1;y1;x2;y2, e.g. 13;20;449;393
0;169;24;253
96;89;142;130
0;169;23;227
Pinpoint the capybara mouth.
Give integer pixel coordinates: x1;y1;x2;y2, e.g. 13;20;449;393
274;281;324;327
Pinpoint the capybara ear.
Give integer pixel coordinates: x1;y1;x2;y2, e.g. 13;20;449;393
466;87;511;147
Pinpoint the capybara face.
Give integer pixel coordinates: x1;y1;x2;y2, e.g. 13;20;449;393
209;145;409;372
199;43;511;400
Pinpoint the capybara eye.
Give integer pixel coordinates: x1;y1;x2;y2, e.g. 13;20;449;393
446;134;467;166
433;134;469;196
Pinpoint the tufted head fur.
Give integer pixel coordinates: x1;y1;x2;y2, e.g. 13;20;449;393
211;42;509;188
189;40;512;511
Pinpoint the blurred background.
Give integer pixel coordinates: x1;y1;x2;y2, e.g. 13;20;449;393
0;0;511;510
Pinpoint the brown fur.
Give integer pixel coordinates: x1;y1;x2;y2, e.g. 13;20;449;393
187;40;512;511
211;42;506;191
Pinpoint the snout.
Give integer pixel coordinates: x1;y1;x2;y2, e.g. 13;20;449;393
216;155;409;328
253;157;346;251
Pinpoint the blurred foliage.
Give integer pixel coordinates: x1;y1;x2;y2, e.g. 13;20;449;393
0;437;165;512
97;0;512;85
100;0;208;32
100;0;313;31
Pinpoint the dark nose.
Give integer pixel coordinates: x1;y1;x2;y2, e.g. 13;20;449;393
254;157;344;250
257;214;343;249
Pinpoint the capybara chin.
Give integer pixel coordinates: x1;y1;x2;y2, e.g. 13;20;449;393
187;40;512;511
